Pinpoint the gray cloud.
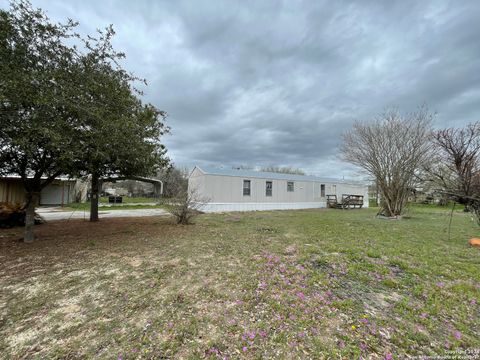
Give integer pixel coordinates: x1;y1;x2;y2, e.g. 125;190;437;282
16;0;480;178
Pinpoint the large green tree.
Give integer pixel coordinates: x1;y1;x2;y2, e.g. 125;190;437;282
74;27;169;221
0;1;169;239
0;1;82;241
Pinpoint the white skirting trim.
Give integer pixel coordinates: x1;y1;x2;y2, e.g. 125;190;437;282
197;202;327;213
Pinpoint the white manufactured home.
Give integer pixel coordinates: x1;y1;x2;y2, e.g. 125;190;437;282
188;166;369;212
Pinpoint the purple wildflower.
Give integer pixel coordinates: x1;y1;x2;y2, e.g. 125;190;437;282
436;281;445;288
296;292;306;301
258;282;267;290
385;354;393;360
415;324;425;333
242;346;248;352
374;273;383;280
453;330;462;340
206;347;219;356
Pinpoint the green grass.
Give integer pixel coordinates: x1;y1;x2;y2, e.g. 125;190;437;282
1;205;479;358
99;196;159;204
64;201;165;211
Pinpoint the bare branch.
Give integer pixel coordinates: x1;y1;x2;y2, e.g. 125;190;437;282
425;121;480;213
163;187;209;225
340;106;433;216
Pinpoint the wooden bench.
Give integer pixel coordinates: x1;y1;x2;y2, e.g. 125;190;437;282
341;194;364;209
326;194;364;209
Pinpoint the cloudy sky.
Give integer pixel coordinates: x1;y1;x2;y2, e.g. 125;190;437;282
9;0;480;178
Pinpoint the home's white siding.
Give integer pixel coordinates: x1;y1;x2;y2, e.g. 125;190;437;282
203;175;320;203
188;167;369;213
200;202;327;212
188;167;206;197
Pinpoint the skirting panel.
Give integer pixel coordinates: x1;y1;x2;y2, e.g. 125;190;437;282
197;202;327;213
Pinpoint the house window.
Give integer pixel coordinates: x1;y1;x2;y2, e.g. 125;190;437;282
266;181;272;196
287;181;294;192
243;180;251;196
321;184;325;197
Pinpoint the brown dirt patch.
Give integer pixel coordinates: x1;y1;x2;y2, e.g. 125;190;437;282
0;217;183;278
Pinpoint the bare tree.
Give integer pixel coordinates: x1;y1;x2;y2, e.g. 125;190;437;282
163;188;209;225
232;165;254;170
260;165;306;175
425;122;480;210
156;166;188;198
340;107;433;217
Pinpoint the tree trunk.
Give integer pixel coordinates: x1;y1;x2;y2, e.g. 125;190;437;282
90;173;100;222
24;192;39;243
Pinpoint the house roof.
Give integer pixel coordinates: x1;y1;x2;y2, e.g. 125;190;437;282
0;174;77;182
193;166;366;186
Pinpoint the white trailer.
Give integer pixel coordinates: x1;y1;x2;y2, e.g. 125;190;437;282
188;166;368;212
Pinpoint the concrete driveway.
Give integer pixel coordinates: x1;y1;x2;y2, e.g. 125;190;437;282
37;207;169;221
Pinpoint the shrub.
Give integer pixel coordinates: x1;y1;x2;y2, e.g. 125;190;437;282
163;189;208;225
0;202;45;228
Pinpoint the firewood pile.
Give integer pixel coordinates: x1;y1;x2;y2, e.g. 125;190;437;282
0;202;45;228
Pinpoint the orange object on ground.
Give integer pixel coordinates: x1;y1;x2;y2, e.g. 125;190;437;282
469;238;480;247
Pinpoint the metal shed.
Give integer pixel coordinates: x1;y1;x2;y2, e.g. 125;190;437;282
0;176;87;206
188;166;369;212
